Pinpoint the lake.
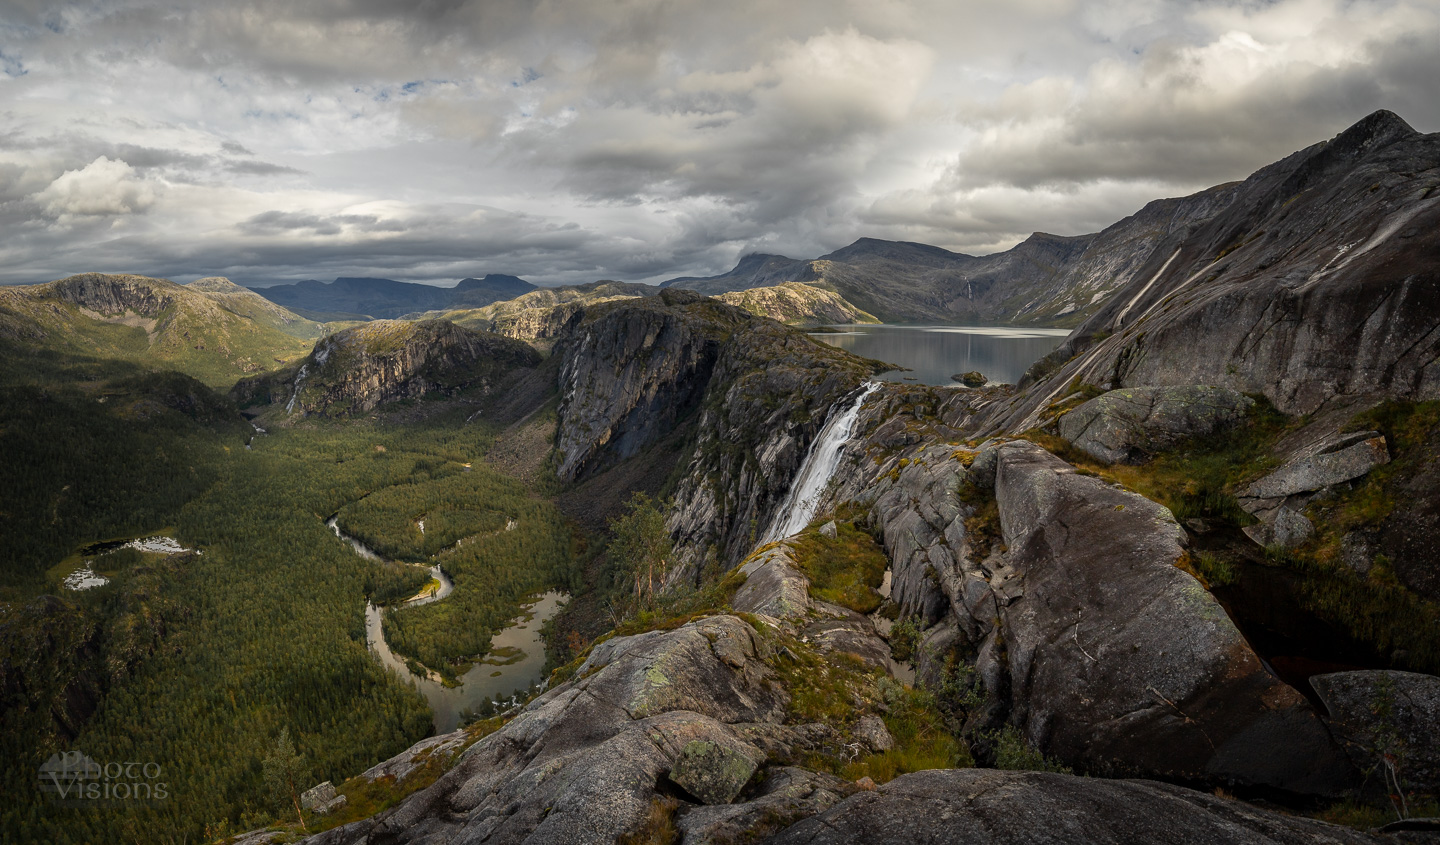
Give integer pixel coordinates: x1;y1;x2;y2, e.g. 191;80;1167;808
811;324;1072;386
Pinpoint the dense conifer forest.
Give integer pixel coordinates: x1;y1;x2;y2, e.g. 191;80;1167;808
0;340;581;843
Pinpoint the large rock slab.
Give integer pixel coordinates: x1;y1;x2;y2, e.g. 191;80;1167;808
733;545;812;621
1058;385;1255;464
670;737;762;805
1312;670;1440;793
677;766;852;845
768;769;1389;845
1239;431;1390;549
988;440;1352;794
1243;433;1389;500
303;616;787;845
359;729;469;784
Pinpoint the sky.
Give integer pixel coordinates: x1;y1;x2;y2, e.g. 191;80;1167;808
0;0;1436;287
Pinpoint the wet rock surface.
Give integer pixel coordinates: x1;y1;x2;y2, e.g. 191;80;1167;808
1058;385;1254;464
768;769;1391;845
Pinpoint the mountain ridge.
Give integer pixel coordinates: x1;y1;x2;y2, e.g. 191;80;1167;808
252;274;538;320
662;183;1244;326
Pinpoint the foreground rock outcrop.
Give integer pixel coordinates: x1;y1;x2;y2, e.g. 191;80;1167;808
307;615;788;844
770;769;1390;845
984;441;1351;793
1058;385;1255;464
810;398;1357;794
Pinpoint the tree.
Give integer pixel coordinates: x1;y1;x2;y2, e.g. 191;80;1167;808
262;727;308;832
608;493;673;610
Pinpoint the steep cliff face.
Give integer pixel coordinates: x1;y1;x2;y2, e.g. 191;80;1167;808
555;292;729;481
998;110;1440;430
48;272;180;317
233;319;540;418
552;291;886;574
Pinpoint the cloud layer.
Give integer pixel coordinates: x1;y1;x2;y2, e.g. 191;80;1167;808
0;0;1435;286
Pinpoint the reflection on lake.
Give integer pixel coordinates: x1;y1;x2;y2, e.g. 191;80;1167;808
366;590;567;733
812;324;1071;386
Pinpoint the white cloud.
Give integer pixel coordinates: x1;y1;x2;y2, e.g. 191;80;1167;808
35;156;159;216
0;0;1433;284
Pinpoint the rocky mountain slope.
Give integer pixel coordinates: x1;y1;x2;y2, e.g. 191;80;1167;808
291;503;1434;844
219;111;1440;844
415;280;658;340
0;273;321;387
663;185;1239;327
232;319;541;418
989;109;1440;431
253;274;537;321
184;277;330;341
717;282;879;327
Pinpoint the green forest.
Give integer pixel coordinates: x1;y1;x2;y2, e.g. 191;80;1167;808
0;341;580;843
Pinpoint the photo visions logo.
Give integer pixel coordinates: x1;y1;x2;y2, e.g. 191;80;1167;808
38;750;169;807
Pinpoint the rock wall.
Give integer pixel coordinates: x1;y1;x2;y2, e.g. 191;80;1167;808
233;319;540;417
551;292;882;577
994;110;1440;433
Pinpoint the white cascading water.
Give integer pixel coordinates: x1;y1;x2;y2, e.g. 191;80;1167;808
762;381;881;544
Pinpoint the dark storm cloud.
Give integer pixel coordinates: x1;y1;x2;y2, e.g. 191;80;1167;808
0;0;1435;285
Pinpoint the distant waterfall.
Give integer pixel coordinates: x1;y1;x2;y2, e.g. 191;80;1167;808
762;382;881;544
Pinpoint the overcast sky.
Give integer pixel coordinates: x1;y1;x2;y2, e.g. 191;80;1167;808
1;0;1436;287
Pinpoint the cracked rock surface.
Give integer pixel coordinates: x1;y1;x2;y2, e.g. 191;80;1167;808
1058;385;1254;465
768;769;1392;845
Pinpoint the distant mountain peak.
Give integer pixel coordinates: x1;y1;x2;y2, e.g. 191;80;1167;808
455;274;533;291
1327;109;1416;158
186;276;248;293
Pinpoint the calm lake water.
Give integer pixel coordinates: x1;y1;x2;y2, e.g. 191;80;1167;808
812;325;1072;386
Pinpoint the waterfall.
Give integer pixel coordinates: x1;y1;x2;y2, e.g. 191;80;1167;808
762;381;881;544
285;363;309;414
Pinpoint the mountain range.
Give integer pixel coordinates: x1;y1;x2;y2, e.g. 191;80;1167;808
662;186;1239;327
251;274;537;321
3;109;1439;845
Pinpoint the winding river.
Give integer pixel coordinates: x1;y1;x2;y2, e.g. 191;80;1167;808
327;517;565;732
